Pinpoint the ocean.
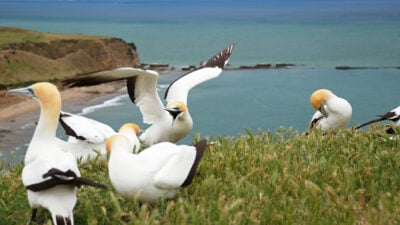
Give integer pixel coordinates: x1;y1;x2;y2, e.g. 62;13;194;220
1;0;400;163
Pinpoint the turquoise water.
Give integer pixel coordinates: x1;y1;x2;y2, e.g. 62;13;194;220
1;1;400;67
1;0;400;155
82;67;400;144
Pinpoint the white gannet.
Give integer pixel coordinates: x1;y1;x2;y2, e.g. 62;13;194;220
355;105;400;134
308;89;352;133
106;124;208;203
58;111;116;162
9;82;107;225
58;111;142;162
63;44;234;147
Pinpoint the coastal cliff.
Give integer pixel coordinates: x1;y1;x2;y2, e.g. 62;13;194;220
0;27;140;88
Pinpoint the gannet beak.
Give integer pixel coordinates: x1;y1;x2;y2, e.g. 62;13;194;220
319;103;328;117
8;86;35;98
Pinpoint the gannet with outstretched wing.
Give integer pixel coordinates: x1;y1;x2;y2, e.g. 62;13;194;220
63;44;234;147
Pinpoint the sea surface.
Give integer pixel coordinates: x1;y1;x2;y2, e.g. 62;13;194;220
1;0;400;163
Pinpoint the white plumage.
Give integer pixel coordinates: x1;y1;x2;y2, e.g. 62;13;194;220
58;111;117;162
308;89;352;133
9;82;106;225
106;124;207;203
63;44;234;147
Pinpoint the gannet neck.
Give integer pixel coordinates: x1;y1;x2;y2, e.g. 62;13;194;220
107;135;133;154
33;83;62;139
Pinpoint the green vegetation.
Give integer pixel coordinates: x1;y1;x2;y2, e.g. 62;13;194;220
0;27;108;48
1;126;400;224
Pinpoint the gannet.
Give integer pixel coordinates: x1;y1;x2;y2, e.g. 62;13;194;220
106;124;208;203
58;111;118;162
58;111;142;162
9;82;107;225
308;89;352;133
63;44;234;147
355;105;400;134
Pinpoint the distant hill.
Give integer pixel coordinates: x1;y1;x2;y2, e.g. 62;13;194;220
0;27;140;88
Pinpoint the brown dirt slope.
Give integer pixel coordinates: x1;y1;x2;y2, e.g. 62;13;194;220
0;27;140;87
0;27;140;109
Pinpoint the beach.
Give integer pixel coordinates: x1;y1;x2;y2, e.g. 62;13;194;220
0;81;126;152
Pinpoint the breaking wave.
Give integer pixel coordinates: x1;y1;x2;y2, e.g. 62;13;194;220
80;94;129;115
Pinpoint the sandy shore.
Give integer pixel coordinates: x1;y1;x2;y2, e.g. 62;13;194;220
0;81;126;152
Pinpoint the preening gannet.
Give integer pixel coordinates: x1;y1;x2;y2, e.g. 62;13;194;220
106;124;208;203
9;82;107;225
355;105;400;134
308;89;352;133
63;44;234;147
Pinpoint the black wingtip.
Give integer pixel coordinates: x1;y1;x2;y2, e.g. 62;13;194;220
204;43;235;69
354;117;387;130
181;139;208;187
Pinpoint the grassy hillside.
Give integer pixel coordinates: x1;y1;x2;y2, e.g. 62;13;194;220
0;26;140;88
0;27;108;48
1;126;400;224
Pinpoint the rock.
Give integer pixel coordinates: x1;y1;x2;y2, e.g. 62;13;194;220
275;63;295;68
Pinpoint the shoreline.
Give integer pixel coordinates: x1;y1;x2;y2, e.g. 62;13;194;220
0;80;126;152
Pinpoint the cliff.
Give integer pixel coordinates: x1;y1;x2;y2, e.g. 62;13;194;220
0;27;140;88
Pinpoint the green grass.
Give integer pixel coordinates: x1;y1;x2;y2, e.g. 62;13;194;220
1;126;400;224
0;26;108;48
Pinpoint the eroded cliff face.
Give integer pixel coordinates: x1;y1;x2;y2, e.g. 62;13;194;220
0;38;140;86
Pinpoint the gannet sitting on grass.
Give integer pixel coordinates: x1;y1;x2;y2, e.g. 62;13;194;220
355;105;400;134
63;43;234;147
9;82;107;225
308;89;352;133
106;123;208;203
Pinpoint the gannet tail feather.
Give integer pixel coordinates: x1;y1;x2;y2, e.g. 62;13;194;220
354;117;387;130
55;215;73;225
355;111;396;129
181;139;208;187
25;168;107;192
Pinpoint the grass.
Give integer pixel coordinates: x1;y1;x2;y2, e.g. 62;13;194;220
0;27;108;48
1;125;400;224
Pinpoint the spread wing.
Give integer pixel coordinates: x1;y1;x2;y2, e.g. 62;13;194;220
59;111;115;144
62;67;166;124
164;43;235;105
62;67;146;87
125;70;166;124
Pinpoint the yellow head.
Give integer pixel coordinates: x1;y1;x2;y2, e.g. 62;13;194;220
166;101;187;112
106;135;117;153
310;89;333;110
165;101;187;120
106;134;132;153
119;123;140;135
9;82;61;120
